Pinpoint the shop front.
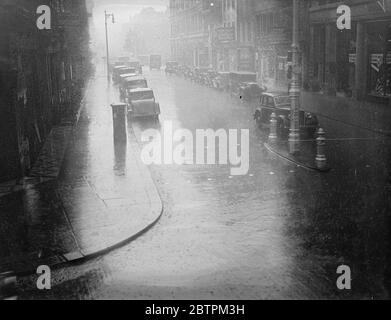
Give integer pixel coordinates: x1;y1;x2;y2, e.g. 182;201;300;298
367;21;391;102
308;1;391;104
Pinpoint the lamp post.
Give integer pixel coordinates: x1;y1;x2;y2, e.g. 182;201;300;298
105;10;115;81
288;0;301;154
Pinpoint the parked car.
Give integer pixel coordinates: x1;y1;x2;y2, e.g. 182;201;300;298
229;72;257;96
165;61;179;75
127;88;160;120
254;92;318;137
239;82;267;101
128;60;143;74
113;67;137;83
119;75;146;101
112;64;127;77
150;55;162;70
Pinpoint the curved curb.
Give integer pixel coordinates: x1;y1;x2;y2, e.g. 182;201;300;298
2;115;164;279
5;188;163;279
264;142;331;173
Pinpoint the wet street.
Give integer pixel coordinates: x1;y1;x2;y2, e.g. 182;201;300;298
17;66;391;300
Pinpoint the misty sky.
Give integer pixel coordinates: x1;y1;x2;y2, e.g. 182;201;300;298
89;0;169;60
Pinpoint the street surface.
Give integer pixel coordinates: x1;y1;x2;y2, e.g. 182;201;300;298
16;65;391;300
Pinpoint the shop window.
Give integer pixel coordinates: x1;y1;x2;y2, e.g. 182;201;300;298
367;22;391;98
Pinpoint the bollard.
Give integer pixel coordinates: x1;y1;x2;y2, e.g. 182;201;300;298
315;128;327;169
0;272;17;300
269;112;278;142
110;103;127;142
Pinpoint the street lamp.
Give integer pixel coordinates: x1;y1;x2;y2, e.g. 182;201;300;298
289;0;301;154
105;10;115;81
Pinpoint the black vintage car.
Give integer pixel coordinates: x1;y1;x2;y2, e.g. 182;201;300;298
254;92;319;138
229;72;257;96
239;82;267;101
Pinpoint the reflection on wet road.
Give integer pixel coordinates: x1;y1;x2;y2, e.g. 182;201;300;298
19;68;391;300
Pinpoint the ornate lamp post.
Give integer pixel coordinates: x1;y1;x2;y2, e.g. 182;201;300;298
105;10;115;81
289;0;301;154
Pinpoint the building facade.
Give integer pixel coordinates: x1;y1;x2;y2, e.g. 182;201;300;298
216;0;256;71
0;0;90;182
169;0;256;71
170;0;219;68
254;0;310;90
307;0;391;105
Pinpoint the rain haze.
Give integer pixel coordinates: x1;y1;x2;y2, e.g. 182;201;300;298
0;0;391;303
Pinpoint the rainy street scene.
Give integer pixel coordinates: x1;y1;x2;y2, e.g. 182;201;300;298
1;0;391;302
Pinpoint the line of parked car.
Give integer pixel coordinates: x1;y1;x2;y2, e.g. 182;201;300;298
112;58;160;120
165;61;267;102
165;61;319;138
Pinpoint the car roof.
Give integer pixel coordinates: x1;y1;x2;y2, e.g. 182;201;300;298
129;87;153;93
124;76;146;82
120;73;138;78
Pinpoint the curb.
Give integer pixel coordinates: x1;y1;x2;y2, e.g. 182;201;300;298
0;94;164;278
264;142;331;173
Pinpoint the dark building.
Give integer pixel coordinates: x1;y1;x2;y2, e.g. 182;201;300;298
307;0;391;105
0;0;90;182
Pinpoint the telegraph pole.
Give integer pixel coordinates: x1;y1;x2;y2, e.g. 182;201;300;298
289;0;301;154
105;10;115;81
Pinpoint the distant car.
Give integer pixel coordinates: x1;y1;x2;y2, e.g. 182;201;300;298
254;92;318;137
229;72;257;96
128;60;143;74
165;61;178;75
113;67;137;83
150;55;162;70
127;88;160;120
239;82;267;101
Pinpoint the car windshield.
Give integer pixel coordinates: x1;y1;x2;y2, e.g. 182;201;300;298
130;91;154;101
275;96;290;106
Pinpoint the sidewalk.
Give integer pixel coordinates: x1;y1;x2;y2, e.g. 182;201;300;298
263;118;390;178
263;82;391;136
0;72;163;275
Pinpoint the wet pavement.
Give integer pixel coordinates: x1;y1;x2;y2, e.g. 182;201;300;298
0;68;162;275
13;66;391;300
